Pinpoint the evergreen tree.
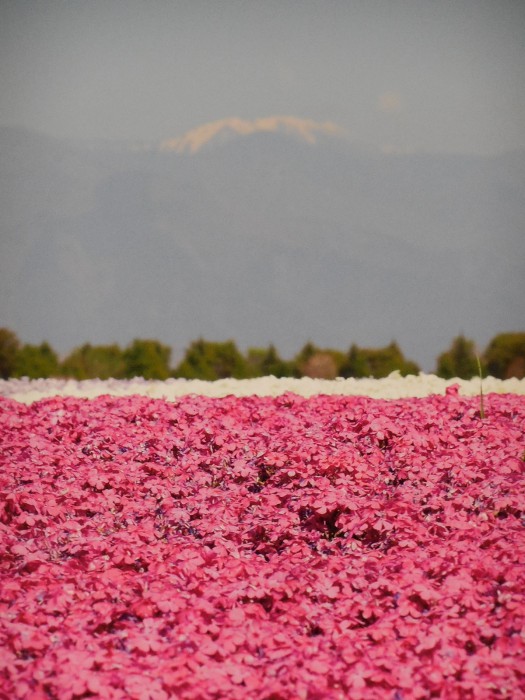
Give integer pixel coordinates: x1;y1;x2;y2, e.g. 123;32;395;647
246;344;293;378
174;339;248;380
340;341;419;378
123;339;171;380
483;332;525;379
340;343;369;378
435;335;478;379
368;341;419;378
0;328;21;379
14;342;59;378
61;343;127;379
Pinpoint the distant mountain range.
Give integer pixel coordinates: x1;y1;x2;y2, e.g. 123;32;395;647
1;118;524;370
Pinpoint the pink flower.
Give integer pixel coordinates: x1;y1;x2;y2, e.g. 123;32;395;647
1;392;524;698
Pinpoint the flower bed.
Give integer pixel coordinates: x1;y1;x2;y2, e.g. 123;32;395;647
1;373;525;402
1;388;524;699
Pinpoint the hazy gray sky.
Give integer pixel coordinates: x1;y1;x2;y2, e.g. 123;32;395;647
1;0;524;154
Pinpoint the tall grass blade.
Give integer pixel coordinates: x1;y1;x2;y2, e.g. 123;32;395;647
476;354;485;419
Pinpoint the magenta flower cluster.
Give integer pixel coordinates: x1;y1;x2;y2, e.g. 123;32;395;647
1;388;524;699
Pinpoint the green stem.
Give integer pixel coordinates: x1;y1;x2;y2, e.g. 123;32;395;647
476;354;485;419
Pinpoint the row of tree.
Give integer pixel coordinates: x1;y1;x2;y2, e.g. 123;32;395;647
0;327;524;381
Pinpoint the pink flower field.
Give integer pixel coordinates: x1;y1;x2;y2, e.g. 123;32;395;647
1;388;524;699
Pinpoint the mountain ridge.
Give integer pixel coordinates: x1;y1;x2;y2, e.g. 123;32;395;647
159;116;346;153
0;124;523;370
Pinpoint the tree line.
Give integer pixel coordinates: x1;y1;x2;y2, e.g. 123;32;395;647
0;327;524;381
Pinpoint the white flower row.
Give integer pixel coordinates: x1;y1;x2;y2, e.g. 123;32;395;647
1;372;524;403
